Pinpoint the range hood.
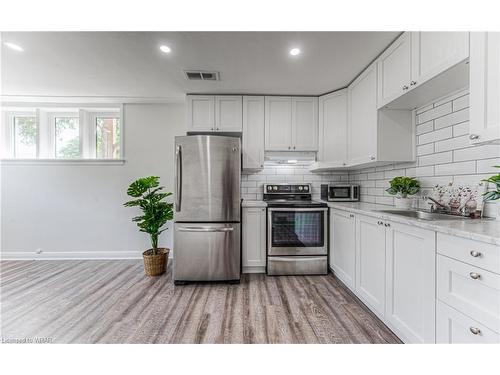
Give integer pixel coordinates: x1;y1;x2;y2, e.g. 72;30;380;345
264;151;317;166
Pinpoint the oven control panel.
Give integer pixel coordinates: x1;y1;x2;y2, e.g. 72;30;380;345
263;183;311;194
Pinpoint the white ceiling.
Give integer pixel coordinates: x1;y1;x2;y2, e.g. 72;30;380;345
1;31;400;100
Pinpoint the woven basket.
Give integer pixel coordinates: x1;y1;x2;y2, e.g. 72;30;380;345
143;248;169;276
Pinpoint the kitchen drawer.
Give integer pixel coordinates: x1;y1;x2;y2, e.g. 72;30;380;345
437;301;500;343
437;254;500;333
267;256;327;276
437;233;500;274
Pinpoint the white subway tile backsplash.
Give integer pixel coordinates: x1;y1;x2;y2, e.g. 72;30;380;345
417;143;435;156
417;102;452;124
435;161;476;176
434;135;470;153
452;94;469;111
477;158;500;174
452;121;469;137
434;108;469;129
418;151;452;166
416;103;434;115
418;127;452;145
417;102;451;124
416;121;434;135
454;144;500;162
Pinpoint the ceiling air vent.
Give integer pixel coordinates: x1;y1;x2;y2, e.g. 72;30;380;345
184;70;220;81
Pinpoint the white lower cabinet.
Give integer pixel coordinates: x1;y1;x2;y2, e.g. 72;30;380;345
355;214;386;319
437;301;500;344
437;254;500;334
385;222;436;343
329;209;356;291
242;207;266;273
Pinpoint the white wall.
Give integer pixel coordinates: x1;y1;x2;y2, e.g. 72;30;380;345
1;103;185;259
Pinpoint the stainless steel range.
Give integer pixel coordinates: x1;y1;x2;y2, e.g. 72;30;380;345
264;183;328;276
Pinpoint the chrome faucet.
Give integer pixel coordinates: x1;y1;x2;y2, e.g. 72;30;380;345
425;196;447;212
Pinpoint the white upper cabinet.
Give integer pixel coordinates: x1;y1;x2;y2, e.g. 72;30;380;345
215;96;243;132
186;95;215;131
265;96;292;150
355;214;386;319
317;90;348;167
291;97;318;151
411;32;469;87
385;222;436;343
265;96;318;151
470;32;500;144
242;96;265;170
330;209;356;290
186;95;242;132
377;32;413;108
348;62;378;165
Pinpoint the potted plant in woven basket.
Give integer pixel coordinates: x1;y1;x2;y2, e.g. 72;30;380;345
124;176;173;276
385;176;420;209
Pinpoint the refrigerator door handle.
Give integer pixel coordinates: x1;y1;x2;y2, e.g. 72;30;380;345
175;145;182;212
177;227;235;233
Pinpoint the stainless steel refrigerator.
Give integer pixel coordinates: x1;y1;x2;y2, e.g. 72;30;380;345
173;135;241;284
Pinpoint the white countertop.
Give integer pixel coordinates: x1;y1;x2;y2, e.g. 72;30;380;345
327;201;500;246
241;200;267;208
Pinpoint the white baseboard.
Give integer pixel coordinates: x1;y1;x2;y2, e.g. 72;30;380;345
0;251;166;260
242;266;266;274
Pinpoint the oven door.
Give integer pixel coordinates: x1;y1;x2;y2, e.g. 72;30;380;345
267;207;328;256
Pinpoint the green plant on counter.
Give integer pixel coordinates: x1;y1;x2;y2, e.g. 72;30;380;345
124;176;174;255
482;166;500;202
385;176;420;198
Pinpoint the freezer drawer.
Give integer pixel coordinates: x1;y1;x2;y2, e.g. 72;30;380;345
174;223;240;282
267;256;328;276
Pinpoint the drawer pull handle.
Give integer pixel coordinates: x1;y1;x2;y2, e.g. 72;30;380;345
469;272;481;280
469;327;481;335
470;250;482;258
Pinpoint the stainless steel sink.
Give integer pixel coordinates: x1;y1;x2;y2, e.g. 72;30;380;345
376;209;469;221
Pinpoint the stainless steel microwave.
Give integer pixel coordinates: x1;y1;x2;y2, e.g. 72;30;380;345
321;184;360;202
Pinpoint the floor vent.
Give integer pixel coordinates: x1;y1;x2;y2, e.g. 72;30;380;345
184;70;220;81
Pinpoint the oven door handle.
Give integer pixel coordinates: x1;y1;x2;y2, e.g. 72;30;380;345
267;207;328;212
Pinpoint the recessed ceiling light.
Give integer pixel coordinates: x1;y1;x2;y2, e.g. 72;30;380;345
159;45;171;54
289;48;301;56
3;42;24;52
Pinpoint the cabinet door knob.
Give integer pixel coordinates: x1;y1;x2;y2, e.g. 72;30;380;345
470;250;482;258
293;146;296;150
402;85;409;90
377;221;383;225
410;81;417;86
350;214;355;218
288;146;291;150
469;272;481;280
469;134;480;140
469;327;481;335
370;156;375;161
384;223;391;227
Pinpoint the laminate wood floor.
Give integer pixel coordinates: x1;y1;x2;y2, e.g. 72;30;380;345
0;260;401;344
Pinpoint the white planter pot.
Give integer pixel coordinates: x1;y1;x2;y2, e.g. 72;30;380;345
395;197;413;209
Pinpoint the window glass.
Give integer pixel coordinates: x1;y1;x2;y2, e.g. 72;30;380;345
14;116;37;158
96;117;120;159
55;117;80;158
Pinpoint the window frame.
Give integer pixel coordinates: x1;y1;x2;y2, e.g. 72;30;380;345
1;103;124;164
88;111;122;160
49;111;82;159
1;110;38;159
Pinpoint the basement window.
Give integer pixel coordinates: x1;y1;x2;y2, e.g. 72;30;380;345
1;104;124;164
